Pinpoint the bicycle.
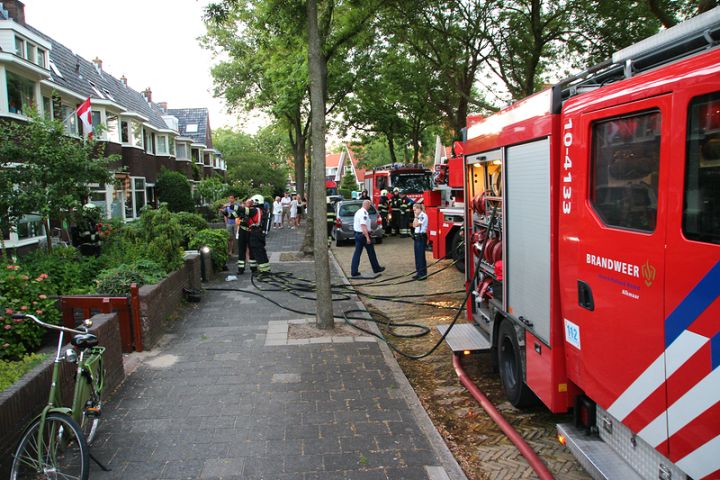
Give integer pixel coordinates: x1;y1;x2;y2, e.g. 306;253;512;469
10;313;105;480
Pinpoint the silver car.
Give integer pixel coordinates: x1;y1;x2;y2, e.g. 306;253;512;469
333;200;384;246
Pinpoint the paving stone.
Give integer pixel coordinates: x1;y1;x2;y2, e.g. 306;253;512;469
88;227;459;479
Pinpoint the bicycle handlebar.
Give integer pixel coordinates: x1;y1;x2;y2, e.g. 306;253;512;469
12;313;87;335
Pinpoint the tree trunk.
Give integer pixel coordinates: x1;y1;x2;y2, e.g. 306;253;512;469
294;121;306;199
301;151;314;255
387;134;398;164
308;0;334;330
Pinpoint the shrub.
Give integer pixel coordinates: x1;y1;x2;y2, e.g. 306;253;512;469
157;170;194;212
21;246;98;295
338;188;351;199
95;259;165;295
0;353;48;392
99;206;184;273
189;229;228;271
0;265;60;360
173;212;209;248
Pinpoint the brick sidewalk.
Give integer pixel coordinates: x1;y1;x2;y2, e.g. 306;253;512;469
89;225;465;479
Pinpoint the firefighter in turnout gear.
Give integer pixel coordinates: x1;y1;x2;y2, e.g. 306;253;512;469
389;187;402;236
378;190;389;237
399;191;414;237
236;200;256;274
327;198;336;247
248;195;271;273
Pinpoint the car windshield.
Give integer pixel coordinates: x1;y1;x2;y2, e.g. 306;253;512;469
339;203;377;217
391;172;431;193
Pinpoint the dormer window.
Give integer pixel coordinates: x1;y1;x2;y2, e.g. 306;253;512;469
36;49;46;68
15;37;24;57
186;124;198;133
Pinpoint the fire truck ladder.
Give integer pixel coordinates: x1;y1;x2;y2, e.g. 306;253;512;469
559;6;720;101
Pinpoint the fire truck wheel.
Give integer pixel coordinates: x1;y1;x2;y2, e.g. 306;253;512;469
497;320;536;408
450;230;465;273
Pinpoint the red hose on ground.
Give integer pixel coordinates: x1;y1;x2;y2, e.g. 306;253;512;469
452;354;555;480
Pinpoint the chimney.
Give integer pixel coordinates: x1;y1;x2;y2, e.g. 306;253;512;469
142;87;152;103
92;57;102;72
157;102;168;111
120;75;127;87
4;0;25;24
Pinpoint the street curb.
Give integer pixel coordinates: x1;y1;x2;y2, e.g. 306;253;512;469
329;250;468;480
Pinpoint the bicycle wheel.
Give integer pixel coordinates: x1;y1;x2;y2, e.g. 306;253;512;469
10;412;89;480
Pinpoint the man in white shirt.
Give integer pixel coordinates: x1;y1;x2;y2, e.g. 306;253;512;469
351;200;385;277
280;193;291;227
412;203;428;280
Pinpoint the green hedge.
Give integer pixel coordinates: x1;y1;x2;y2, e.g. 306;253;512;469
189;229;228;271
0;353;48;392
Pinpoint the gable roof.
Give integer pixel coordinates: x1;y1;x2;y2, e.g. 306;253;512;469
21;23;182;131
167;108;212;147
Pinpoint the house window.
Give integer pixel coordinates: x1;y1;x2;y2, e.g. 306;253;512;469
25;42;34;63
36;49;46;68
169;139;175;156
192;148;200;163
89;185;108;216
16;214;45;241
132;122;143;148
126;177;146;219
42;96;52;120
121;120;129;143
7;71;35;115
157;135;168;155
14;37;24;57
176;143;188;159
61;103;78;135
186;123;198;133
107;115;120;143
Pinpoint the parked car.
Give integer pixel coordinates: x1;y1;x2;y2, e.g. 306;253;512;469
333;200;384;246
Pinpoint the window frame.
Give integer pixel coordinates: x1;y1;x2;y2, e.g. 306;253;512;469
589;109;662;233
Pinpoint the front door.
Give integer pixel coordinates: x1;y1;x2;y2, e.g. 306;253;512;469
570;96;671;455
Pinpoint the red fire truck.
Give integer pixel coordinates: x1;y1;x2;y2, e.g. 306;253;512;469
452;10;720;480
362;163;432;206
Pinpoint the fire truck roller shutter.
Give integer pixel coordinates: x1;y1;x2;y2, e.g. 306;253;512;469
505;138;551;344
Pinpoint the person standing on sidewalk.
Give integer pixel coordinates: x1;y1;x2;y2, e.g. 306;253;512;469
351;200;385;278
289;194;299;229
248;195;271;273
280;192;291;227
221;195;239;257
272;196;282;229
412;203;428;280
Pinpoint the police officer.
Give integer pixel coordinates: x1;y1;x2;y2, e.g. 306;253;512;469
377;189;389;236
326;198;336;247
248;195;271;273
389;187;402;236
399;191;414;238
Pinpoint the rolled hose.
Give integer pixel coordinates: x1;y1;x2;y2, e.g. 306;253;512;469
452;354;555;480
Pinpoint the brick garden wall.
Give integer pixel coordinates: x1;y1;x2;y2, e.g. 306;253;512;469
138;253;201;349
0;312;123;476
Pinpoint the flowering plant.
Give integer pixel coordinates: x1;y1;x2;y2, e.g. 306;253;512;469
0;264;60;361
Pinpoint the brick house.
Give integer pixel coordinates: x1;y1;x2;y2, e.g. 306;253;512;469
0;0;225;249
325;144;362;188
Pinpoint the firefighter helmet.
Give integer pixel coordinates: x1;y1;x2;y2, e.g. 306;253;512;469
393;187;400;193
250;194;264;205
381;189;388;196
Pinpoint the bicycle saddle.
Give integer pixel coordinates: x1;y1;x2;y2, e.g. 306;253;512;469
72;333;98;349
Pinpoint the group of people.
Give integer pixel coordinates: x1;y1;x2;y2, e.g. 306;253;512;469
350;195;428;281
376;188;416;238
272;192;305;229
220;194;271;274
